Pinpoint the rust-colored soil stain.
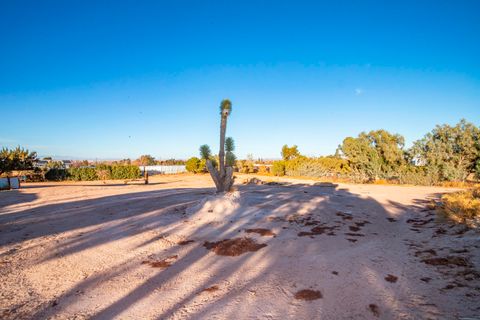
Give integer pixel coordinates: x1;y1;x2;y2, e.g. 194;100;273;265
298;224;339;237
294;289;322;301
245;228;276;237
385;274;398;283
344;233;365;237
355;221;370;227
178;240;195;245
203;237;267;256
201;285;219;293
336;211;353;220
414;249;437;257
369;304;380;317
422;256;471;267
141;255;178;268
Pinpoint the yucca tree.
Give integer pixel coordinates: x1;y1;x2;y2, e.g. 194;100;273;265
218;99;232;178
202;99;235;192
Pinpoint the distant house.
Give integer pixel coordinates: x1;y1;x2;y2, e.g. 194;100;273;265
34;160;49;168
34;159;72;169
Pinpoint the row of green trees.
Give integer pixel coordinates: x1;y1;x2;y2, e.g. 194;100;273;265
272;120;480;185
45;165;141;181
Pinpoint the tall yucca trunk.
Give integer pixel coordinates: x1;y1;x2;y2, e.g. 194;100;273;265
219;113;227;178
205;100;234;193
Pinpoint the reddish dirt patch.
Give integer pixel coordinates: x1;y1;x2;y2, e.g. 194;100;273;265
141;255;178;268
201;285;219;293
407;218;434;227
414;249;437;257
336;211;353;220
385;274;398;283
294;289;322;301
178;240;195;245
434;227;447;236
344;233;365;237
298;224;338;237
203;237;267;256
422;256;471;267
245;228;276;237
355;221;370;227
369;304;380;317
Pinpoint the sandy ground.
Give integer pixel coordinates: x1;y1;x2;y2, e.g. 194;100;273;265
0;174;479;320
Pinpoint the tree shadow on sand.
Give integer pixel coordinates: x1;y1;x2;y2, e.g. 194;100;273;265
2;182;479;319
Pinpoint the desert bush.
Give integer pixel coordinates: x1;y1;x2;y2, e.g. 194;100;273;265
110;165;140;179
257;165;270;174
186;157;200;173
45;168;69;181
282;156;351;178
441;187;480;224
68;167;98;181
272;160;286;176
186;157;208;173
236;160;255;173
45;165;140;181
398;166;438;186
197;159;208;173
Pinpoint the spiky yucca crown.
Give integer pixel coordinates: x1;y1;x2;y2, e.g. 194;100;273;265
220;99;232;115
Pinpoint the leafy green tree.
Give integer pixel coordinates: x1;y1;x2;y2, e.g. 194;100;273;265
410;119;480;182
338;130;405;181
0;146;37;176
281;145;300;161
137;154;156;166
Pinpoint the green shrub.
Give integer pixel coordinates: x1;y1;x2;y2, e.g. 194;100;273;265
186;157;201;173
398;166;438;186
237;160;255;173
282;156;350;178
41;164;140;181
197;159;208;173
45;168;69;181
68;167;98;181
272;160;286;176
110;165;140;179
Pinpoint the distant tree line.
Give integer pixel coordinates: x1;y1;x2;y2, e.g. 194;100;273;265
272;119;480;185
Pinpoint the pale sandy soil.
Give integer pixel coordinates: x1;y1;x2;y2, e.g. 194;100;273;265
0;174;479;319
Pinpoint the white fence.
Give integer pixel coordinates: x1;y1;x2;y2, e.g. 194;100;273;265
140;165;186;175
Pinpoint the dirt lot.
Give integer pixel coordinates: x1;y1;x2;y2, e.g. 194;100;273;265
1;174;479;319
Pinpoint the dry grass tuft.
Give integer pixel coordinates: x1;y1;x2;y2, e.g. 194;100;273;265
440;187;480;225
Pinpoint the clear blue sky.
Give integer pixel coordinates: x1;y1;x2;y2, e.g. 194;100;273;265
1;1;479;160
